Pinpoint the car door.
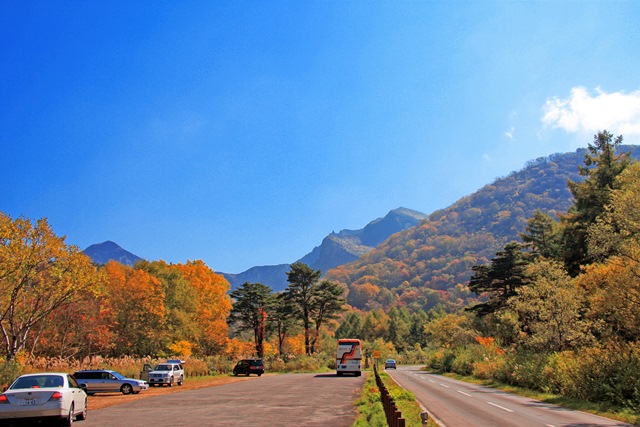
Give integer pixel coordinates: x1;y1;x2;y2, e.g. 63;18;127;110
67;375;86;412
105;372;119;392
173;365;180;381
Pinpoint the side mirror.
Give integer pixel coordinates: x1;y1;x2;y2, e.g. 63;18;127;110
79;383;87;391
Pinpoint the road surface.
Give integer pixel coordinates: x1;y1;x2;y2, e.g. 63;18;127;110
385;365;634;427
80;372;365;427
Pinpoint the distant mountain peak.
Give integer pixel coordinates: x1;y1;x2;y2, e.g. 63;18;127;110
222;207;428;291
84;241;143;267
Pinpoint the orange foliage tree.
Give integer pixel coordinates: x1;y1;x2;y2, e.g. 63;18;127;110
172;260;231;355
102;261;166;356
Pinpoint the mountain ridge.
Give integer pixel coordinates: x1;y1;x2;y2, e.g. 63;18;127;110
83;241;143;267
222;207;428;291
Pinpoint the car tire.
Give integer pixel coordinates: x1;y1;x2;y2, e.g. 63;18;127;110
258;373;262;377
121;384;133;395
178;375;183;386
76;400;87;421
60;403;74;426
168;376;174;387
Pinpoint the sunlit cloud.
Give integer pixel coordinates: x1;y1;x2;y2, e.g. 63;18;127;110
542;87;640;136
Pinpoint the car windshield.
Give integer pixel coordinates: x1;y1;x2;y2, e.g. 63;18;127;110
111;371;126;380
154;364;171;371
12;375;63;389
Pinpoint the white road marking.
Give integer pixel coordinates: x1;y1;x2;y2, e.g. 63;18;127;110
545;425;557;427
486;402;514;413
439;383;450;388
457;390;472;397
428;379;436;383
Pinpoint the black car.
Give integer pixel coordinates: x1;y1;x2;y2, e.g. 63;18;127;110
233;359;264;376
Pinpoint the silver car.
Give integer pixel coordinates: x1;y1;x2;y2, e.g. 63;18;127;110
0;372;87;426
73;369;148;395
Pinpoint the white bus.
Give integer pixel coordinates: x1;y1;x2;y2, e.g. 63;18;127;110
336;338;362;376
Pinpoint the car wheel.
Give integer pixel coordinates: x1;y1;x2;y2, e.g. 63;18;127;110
121;384;133;395
76;399;87;421
60;403;74;426
233;371;238;376
258;373;262;377
178;375;183;386
168;377;174;387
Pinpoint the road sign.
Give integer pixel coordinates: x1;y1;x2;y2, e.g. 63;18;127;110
372;350;381;359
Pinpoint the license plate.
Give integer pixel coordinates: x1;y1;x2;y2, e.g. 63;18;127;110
22;399;37;406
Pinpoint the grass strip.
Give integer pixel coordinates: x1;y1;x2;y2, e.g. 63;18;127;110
353;370;439;427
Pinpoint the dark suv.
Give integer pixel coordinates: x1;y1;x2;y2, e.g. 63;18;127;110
232;359;264;376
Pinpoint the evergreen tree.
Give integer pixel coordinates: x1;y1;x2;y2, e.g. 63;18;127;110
309;279;346;353
520;209;562;260
561;130;631;275
283;262;345;355
467;242;529;316
284;262;321;355
335;312;363;339
270;293;297;355
229;282;275;358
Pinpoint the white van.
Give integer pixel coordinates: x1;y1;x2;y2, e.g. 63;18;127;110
336;338;362;376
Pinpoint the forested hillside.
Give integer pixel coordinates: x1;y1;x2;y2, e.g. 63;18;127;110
326;146;640;312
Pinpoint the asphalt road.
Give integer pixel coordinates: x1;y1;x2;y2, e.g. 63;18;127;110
385;365;634;427
80;372;365;427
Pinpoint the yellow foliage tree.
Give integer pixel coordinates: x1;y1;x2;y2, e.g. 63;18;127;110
0;213;102;361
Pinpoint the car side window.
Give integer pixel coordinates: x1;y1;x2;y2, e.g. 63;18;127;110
68;375;79;388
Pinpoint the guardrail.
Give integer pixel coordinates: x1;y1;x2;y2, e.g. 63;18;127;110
373;364;406;427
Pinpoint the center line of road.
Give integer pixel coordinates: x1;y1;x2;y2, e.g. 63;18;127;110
486;402;514;413
457;390;472;397
439;383;450;388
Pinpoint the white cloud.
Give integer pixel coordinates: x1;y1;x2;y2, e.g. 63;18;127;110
542;87;640;136
504;126;515;141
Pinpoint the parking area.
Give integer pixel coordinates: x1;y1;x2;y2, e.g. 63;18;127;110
82;372;365;426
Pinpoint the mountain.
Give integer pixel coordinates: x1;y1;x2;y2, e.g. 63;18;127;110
223;208;428;291
325;146;640;313
84;241;144;267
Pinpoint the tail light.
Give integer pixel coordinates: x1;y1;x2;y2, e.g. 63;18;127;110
48;391;63;401
0;395;8;404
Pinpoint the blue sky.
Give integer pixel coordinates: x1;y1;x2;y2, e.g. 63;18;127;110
2;1;640;273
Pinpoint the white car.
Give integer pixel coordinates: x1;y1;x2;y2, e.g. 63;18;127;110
0;372;87;426
147;362;184;387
